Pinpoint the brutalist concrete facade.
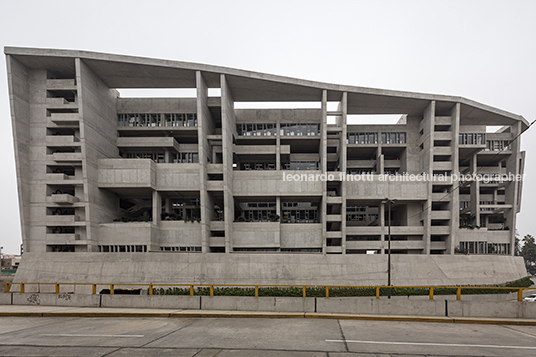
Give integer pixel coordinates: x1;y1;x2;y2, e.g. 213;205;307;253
6;47;528;258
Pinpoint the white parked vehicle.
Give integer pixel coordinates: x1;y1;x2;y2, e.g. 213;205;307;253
523;294;536;302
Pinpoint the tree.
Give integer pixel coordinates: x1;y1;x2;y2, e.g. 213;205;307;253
515;230;522;256
520;234;536;275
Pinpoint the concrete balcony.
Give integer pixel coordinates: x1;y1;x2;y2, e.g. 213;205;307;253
232;222;280;248
210;221;225;231
430;226;451;235
434;116;452;125
434;132;452;141
433;147;453;155
46;135;80;146
431;210;451;220
46;173;69;181
390;240;425;250
117;137;179;151
46;97;78;108
432;192;450;202
346;241;383;250
327;172;343;181
430;241;447;250
98;159;156;189
432;162;453;171
209;236;225;247
326;231;342;238
207;164;223;174
46;234;81;243
159;221;202;246
46;215;81;224
390;226;425;235
384;160;401;168
233;171;323;196
347;159;376;168
50;113;79;125
326;214;342;222
46;173;82;184
99;222;158;246
206;181;224;191
345;176;428;200
46;79;76;89
51;152;82;162
326;246;343;253
456;228;511;243
326;196;343;204
48;194;79;205
346;226;383;235
280;223;322;249
156;163;200;190
327;153;339;162
234;145;278;155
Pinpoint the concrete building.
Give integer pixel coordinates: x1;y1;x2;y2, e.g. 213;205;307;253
5;47;529;285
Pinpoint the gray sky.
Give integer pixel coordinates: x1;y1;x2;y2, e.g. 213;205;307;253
1;0;535;254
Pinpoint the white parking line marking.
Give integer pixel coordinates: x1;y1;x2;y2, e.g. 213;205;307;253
41;334;144;338
326;340;536;350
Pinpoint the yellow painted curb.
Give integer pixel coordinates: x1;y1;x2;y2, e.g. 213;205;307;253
453;318;536;326
305;313;454;323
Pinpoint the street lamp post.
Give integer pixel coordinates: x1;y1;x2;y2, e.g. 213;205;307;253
382;199;395;299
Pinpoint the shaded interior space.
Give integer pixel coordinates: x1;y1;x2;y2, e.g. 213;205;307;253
233;153;276;171
280;197;321;223
233;196;277;222
382;146;406;174
160;191;201;221
346;202;379;226
383;202;422;227
347;147;377;174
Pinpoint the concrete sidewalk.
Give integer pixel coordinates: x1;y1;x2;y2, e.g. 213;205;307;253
1;304;535;326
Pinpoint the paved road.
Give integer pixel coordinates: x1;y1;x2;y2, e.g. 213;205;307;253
0;316;536;356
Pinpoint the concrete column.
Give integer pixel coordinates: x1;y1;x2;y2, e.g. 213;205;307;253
276;120;281;170
321;90;328;254
164;148;171;163
470;153;480;226
152;190;161;225
340;92;347;254
164;198;171;213
422;101;435;255
449;103;461;254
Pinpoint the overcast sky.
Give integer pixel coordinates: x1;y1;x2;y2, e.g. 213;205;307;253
1;0;535;254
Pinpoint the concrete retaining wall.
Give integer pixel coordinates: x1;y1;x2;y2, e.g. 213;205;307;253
2;293;536;319
13;252;528;286
101;295;200;309
10;293;99;307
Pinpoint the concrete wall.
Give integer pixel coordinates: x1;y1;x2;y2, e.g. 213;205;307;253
13;252;527;286
233;171;323;196
232;222;280;248
3;293;536;319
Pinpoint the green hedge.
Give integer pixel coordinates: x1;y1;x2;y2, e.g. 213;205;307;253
152;276;533;297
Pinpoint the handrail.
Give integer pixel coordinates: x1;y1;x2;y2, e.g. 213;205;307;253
2;282;531;301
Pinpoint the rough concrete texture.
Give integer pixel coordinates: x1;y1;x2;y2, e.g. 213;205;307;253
10;293;99;307
101;295;200;309
316;297;445;316
3;293;536;319
13;252;528;286
0;293;11;305
200;296;316;312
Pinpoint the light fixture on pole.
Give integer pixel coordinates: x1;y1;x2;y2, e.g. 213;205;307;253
381;199;395;299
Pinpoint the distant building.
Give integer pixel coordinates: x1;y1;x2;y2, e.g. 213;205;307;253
6;47;527;258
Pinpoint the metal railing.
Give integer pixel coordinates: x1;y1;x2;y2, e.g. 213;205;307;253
1;282;531;301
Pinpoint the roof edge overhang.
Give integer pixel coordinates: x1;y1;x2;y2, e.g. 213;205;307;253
5;46;529;130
